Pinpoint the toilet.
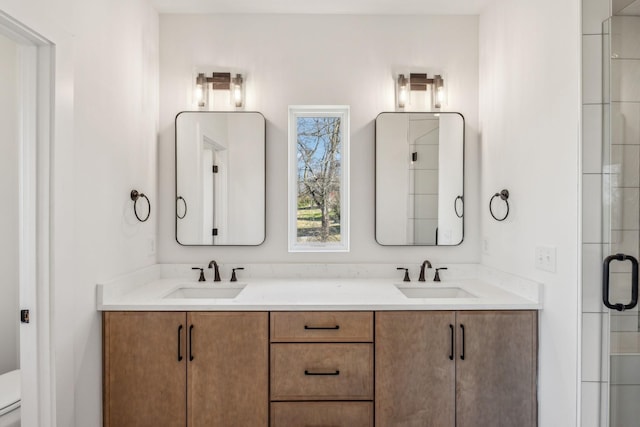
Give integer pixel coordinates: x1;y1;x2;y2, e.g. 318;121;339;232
0;370;20;427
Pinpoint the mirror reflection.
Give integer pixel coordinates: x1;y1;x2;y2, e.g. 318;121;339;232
376;112;464;246
175;112;265;245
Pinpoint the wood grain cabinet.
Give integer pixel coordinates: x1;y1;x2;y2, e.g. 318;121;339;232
104;309;536;427
103;311;268;427
376;310;537;427
270;311;374;427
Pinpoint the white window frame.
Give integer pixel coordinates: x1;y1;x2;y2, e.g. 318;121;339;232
288;105;350;252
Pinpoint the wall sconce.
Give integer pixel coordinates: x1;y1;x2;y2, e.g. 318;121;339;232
396;74;409;109
195;72;244;110
396;73;445;110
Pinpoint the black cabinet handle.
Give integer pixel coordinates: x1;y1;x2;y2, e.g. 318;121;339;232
449;324;454;360
603;254;639;311
189;325;194;361
177;325;183;362
460;324;465;360
304;370;340;376
304;325;340;330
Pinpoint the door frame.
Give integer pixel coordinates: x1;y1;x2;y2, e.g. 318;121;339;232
0;10;55;427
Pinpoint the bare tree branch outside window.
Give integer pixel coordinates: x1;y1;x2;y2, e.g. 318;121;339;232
296;116;342;243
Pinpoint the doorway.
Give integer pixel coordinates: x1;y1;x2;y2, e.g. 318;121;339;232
0;23;21;391
0;11;54;427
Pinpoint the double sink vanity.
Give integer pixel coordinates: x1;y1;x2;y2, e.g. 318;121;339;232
98;264;541;426
100;108;538;425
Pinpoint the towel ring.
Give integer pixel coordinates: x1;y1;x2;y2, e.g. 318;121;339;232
489;189;510;221
177;196;187;219
130;190;151;222
454;195;464;218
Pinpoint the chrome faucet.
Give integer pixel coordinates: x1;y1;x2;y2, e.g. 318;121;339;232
208;260;221;282
418;260;432;282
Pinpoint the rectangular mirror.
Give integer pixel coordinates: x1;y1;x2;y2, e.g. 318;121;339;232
375;112;464;246
175;111;265;245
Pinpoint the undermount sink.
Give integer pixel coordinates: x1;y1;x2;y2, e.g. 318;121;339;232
163;285;246;299
396;286;476;299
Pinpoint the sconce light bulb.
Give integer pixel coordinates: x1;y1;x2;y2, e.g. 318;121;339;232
234;85;242;107
232;73;244;108
436;86;445;106
195;72;208;108
399;88;407;108
195;86;204;106
397;74;408;109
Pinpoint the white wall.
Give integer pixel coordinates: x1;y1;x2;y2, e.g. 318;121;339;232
0;32;19;375
479;0;580;425
0;0;159;426
158;14;480;266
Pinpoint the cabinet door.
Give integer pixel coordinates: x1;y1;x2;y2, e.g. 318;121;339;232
456;311;537;427
103;311;187;427
375;311;456;427
187;312;268;427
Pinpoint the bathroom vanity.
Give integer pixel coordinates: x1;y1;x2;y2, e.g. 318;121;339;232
98;264;540;427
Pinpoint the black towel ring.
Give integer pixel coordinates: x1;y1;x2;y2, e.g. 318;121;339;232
489;189;510;221
177;196;187;219
130;190;151;222
454;196;464;218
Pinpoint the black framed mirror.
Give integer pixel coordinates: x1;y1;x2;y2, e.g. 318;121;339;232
175;111;266;245
375;112;464;246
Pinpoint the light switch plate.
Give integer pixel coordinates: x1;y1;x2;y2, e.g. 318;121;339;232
535;245;556;272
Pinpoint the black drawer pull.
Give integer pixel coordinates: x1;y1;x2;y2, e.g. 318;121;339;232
177;325;183;362
304;370;340;376
449;324;454;360
304;325;340;330
460;324;465;360
189;325;194;361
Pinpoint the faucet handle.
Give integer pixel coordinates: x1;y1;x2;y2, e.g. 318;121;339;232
230;267;244;282
397;267;410;282
192;267;205;282
434;267;448;282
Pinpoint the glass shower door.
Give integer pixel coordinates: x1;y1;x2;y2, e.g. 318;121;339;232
602;13;640;427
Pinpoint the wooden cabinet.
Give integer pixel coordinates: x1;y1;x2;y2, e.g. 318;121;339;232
270;311;374;427
104;309;536;427
375;310;537;427
271;311;373;342
376;311;455;426
271;402;373;427
455;311;537;427
271;343;373;400
103;312;186;427
187;312;268;426
103;311;268;427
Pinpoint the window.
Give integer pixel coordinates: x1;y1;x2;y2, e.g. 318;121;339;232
288;106;350;252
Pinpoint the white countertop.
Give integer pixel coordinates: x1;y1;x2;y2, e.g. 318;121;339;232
96;264;542;311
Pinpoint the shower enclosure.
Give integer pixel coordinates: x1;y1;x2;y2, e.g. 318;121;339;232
602;8;640;426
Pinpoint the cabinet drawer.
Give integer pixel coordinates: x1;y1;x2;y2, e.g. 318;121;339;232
271;402;373;427
270;311;373;342
271;343;373;400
